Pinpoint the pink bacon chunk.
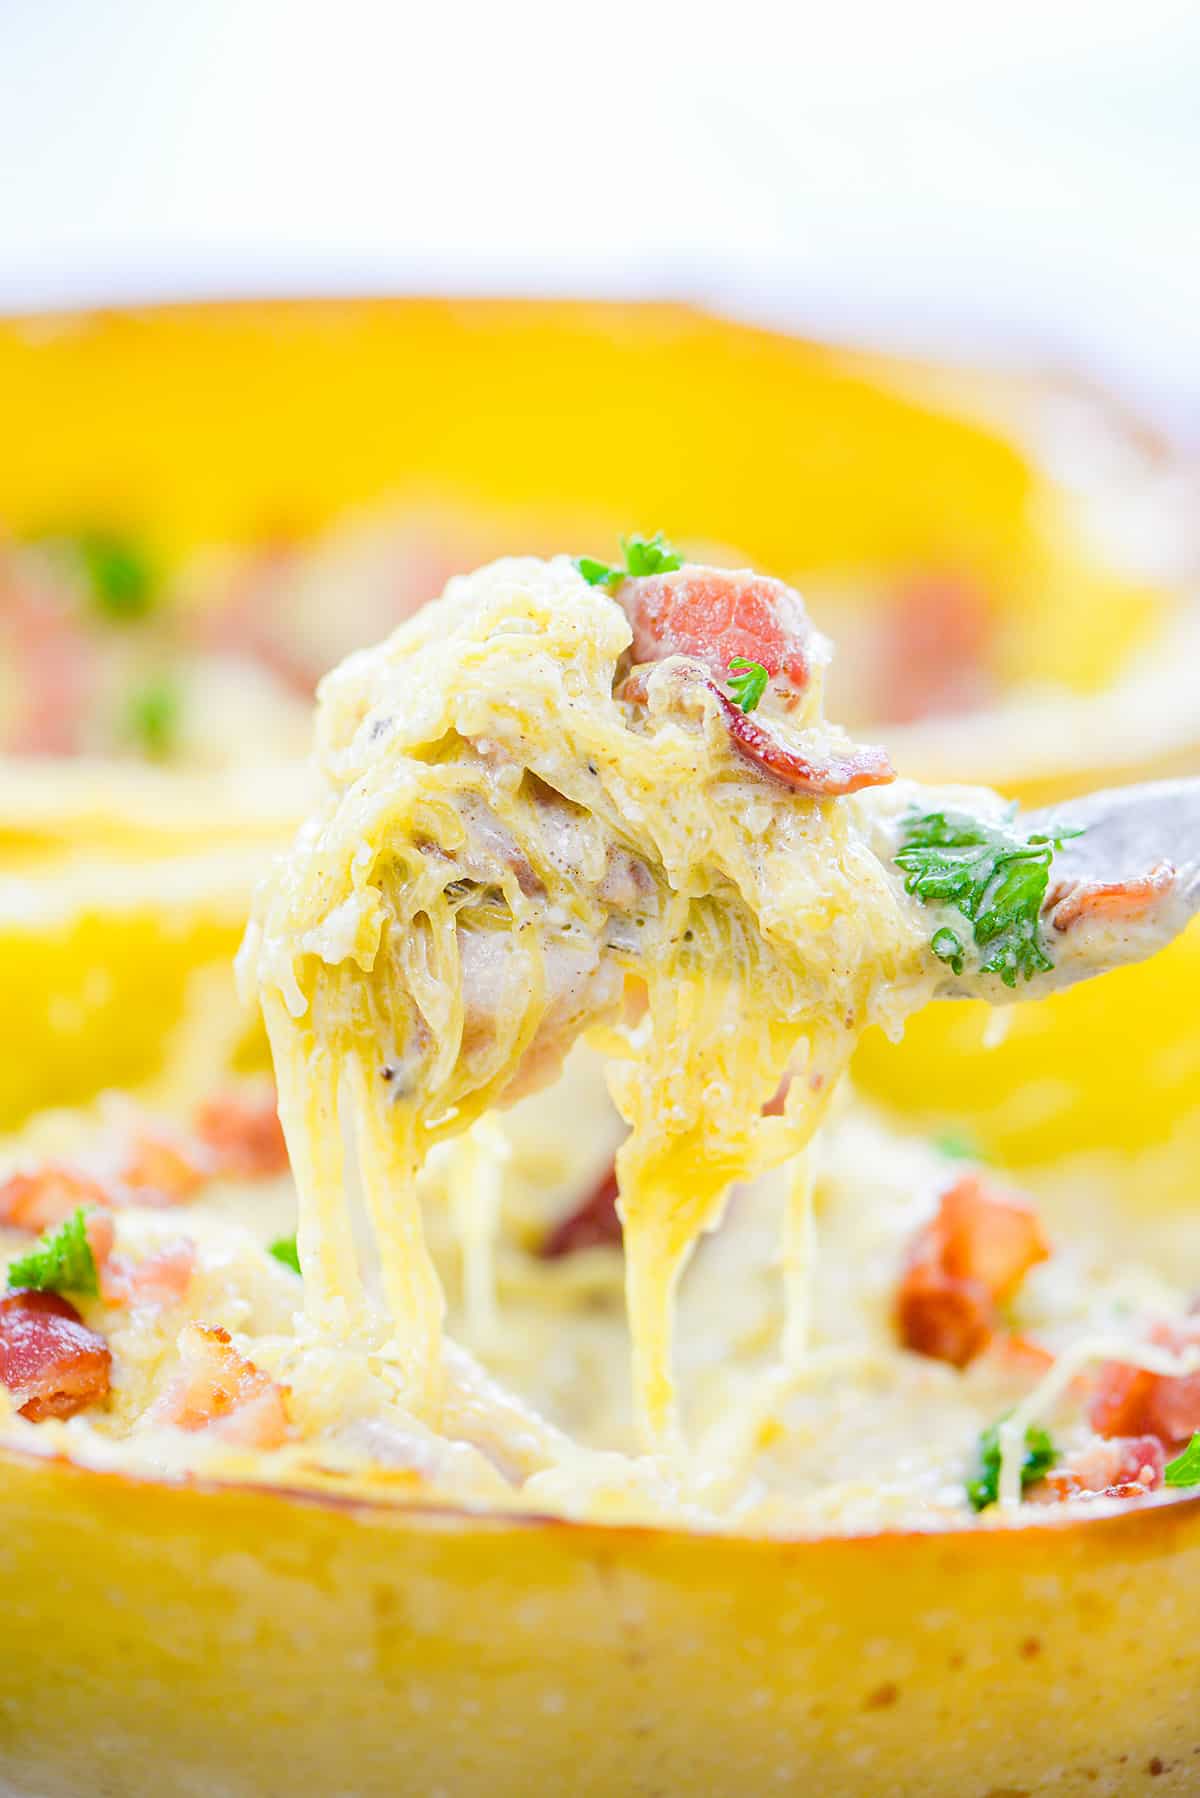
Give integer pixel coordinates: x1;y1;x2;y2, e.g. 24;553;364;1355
0;1165;115;1234
619;568;818;705
193;1090;289;1179
89;1211;197;1311
0;1288;111;1421
120;1127;208;1204
1047;862;1177;935
1090;1320;1200;1448
896;1174;1050;1369
617;566;892;794
1035;1435;1165;1504
152;1322;289;1449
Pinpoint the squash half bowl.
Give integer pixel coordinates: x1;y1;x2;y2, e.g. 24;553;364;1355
2;301;1199;1797
1;1446;1199;1796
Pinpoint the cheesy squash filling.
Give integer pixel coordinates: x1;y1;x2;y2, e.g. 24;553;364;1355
244;556;951;1449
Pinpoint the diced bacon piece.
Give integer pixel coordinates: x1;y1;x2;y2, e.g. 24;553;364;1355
152;1322;289;1448
121;1129;208;1203
619;568;818;704
0;1289;111;1421
936;1174;1050;1303
84;1210;116;1269
0;573;92;756
1103;1434;1166;1491
1047;862;1177;935
1090;1320;1200;1447
0;1165;115;1233
876;572;996;726
896;1175;1050;1369
712;688;895;796
99;1237;197;1310
985;1331;1057;1382
1033;1435;1164;1503
193;1091;289;1179
895;1262;994;1369
540;1164;622;1258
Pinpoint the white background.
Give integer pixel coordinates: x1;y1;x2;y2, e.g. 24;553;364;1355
2;0;1198;431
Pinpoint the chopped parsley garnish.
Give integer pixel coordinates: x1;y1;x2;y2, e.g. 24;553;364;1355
933;1127;983;1162
126;675;180;759
895;807;1082;989
73;530;157;621
7;1207;99;1298
576;556;620;588
575;531;683;590
727;657;769;714
1164;1433;1200;1487
269;1236;301;1275
967;1419;1056;1512
623;531;683;578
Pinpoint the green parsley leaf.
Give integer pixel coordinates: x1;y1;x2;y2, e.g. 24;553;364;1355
126;675;180;759
73;530;157;622
967;1419;1056;1512
576;556;621;588
1164;1432;1200;1487
895;808;1082;989
269;1236;301;1275
932;1126;983;1162
930;926;965;974
621;531;683;578
727;657;769;714
574;531;683;591
7;1207;99;1298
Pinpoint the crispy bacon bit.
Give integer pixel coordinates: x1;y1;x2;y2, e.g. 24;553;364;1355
152;1322;289;1448
193;1091;289;1179
1090;1321;1200;1447
0;1289;111;1420
877;572;995;726
121;1129;208;1203
100;1238;197;1310
622;659;894;798
896;1263;994;1369
984;1331;1057;1382
896;1175;1050;1368
1047;862;1177;935
0;1164;115;1234
84;1209;115;1269
712;687;895;796
1034;1435;1165;1503
936;1175;1051;1302
540;1164;622;1258
619;569;817;704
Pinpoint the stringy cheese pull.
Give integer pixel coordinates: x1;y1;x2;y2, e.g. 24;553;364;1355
244;557;943;1442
